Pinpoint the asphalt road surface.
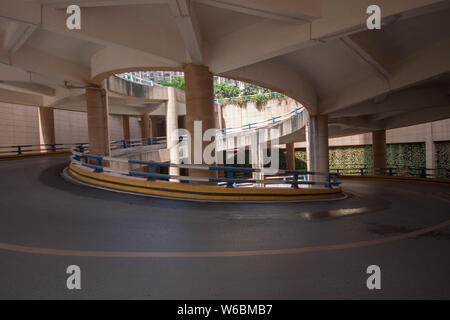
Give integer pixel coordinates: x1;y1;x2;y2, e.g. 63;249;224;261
0;155;449;299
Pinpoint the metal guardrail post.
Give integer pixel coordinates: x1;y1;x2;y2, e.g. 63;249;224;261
291;172;299;189
95;157;103;173
226;171;234;188
420;168;426;178
122;140;127;149
360;168;364;176
17;146;22;155
388;168;393;176
147;164;156;181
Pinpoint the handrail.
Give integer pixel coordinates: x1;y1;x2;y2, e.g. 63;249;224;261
221;107;304;134
0;136;166;156
71;148;339;189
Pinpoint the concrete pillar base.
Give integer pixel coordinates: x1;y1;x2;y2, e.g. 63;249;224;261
38;107;55;152
184;63;217;182
286;142;295;171
86;87;110;156
306;114;329;183
141;114;150;140
122;115;130;141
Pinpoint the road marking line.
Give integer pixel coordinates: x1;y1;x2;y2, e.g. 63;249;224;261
0;219;449;258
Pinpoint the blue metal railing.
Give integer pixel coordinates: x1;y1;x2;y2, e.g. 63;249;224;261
72;148;340;189
0;136;166;157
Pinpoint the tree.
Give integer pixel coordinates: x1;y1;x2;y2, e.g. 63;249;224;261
160;77;185;91
214;82;241;99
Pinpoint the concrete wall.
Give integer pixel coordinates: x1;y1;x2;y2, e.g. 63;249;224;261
0;102;39;146
109;115;123;142
130;116;142;140
291;119;450;149
0;102;142;147
221;98;301;129
54;109;88;144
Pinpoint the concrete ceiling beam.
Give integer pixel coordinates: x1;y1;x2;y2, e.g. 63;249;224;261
169;0;204;64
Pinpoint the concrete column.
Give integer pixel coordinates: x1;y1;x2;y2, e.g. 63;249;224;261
425;122;436;177
184;63;217;180
141;114;150;139
86;87;110;156
306;114;329;181
122;115;130;141
252;141;264;187
38;107;55;151
166;87;180;179
150;116;159;137
286;142;295;171
372;130;387;175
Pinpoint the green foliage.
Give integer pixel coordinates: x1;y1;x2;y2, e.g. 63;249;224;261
160;77;185;91
214;82;241;99
386;143;425;168
436;141;450;169
159;76;287;105
328;143;426;170
329;145;372;170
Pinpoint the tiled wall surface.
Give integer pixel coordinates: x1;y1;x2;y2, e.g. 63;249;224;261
54;109;89;144
0;101;448;149
130;116;142;140
0;102;39;146
109;115;123;142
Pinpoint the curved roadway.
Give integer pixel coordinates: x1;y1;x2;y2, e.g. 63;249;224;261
0;155;449;299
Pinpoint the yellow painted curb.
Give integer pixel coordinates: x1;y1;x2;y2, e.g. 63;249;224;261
69;164;344;202
0;150;71;161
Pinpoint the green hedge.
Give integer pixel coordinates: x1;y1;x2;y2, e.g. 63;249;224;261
224;142;441;170
436;141;450;169
297;143;427;170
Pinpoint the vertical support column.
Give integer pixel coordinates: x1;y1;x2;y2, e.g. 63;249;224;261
286;142;295;171
166;87;180;179
184;63;217;180
86;87;110;156
38;107;55;152
306;114;329;182
425;122;436;177
122;115;130;141
141;114;150;139
150;116;159;138
372;130;387;175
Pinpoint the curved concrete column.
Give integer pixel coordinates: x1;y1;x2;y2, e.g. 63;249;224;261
306;114;329;179
372;130;387;175
286;142;295;171
166;87;180;179
122;115;130;141
150;116;159;138
184;63;217;180
38;107;55;150
141;114;150;139
86;87;110;156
